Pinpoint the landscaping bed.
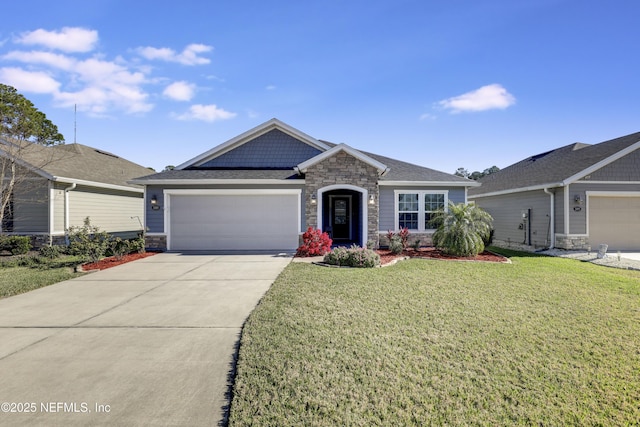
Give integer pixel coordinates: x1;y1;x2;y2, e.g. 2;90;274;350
377;247;508;265
81;251;158;271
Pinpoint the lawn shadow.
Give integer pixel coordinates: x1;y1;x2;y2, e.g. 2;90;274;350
218;331;242;427
488;246;549;258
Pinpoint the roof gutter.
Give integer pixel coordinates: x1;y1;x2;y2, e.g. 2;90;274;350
54;176;144;193
543;187;555;249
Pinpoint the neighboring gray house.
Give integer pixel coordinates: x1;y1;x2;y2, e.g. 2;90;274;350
1;139;152;247
469;132;640;251
132;118;478;251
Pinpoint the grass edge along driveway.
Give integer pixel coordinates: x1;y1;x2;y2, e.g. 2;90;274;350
229;249;640;426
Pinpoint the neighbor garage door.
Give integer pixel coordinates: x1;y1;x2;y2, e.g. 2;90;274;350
588;195;640;250
167;190;300;251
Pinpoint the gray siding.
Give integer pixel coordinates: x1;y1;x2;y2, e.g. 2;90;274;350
587;149;640;181
12;179;49;233
198;129;322;168
474;190;552;248
379;186;466;231
68;186;143;233
145;183;306;234
568;182;640;235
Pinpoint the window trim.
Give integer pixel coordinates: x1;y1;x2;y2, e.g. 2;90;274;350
394;190;448;231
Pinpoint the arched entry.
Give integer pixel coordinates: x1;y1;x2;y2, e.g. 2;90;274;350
317;184;368;246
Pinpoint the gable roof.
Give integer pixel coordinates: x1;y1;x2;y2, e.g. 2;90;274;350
469;132;640;197
1;139;151;192
296;143;389;175
131;119;477;186
177;118;330;169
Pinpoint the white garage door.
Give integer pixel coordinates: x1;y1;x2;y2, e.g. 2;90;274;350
168;190;300;251
589;196;640;250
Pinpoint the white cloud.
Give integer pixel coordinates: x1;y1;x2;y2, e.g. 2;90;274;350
439;84;516;113
0;28;232;118
265;85;276;91
174;104;236;122
163;81;195;101
15;27;98;53
137;43;213;65
0;67;60;93
419;113;436;121
3;50;76;70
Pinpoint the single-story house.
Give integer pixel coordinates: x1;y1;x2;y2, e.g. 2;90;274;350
468;132;640;251
131;118;479;251
1;138;152;247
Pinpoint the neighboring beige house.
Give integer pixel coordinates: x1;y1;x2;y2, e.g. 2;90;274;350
1;139;152;247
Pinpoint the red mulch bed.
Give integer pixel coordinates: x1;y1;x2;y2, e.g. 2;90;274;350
81;252;158;271
376;247;507;265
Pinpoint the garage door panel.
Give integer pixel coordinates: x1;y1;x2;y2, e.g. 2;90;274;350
169;193;299;251
589;196;640;250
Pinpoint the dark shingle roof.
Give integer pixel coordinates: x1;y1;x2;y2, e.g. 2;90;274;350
7;141;152;188
469;132;640;196
132;168;302;181
132;145;473;184
317;141;473;183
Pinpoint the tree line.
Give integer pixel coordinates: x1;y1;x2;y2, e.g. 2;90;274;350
454;166;500;180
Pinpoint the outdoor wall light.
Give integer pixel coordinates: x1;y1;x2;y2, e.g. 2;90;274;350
150;195;160;210
369;194;375;204
574;195;583;204
311;194;317;204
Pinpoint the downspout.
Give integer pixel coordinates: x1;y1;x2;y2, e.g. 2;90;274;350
544;187;555;249
64;183;76;245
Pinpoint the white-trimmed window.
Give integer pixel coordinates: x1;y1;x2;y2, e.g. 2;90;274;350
395;190;448;231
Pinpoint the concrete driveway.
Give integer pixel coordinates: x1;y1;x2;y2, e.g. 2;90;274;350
0;252;291;426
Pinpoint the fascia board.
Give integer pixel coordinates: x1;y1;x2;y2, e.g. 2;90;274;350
562;140;640;185
297;143;388;174
176;119;330;169
380;180;480;187
127;178;305;185
54;176;144;193
468;183;563;199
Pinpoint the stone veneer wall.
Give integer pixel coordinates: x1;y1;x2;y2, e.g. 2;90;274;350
304;151;380;247
554;235;590;250
379;232;434;248
145;235;167;251
29;235;66;249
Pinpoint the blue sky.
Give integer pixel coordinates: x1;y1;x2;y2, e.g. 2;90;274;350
1;0;638;174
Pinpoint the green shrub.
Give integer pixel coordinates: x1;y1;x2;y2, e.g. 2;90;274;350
0;236;32;255
323;245;380;268
67;217;110;263
388;235;404;254
39;245;64;259
430;202;493;257
323;246;350;266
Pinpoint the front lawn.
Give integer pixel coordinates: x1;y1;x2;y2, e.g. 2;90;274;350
229;249;640;426
0;255;84;298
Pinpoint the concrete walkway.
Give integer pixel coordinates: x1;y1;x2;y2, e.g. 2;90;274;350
0;252;291;426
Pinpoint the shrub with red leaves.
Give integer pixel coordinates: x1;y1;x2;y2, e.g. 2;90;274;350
296;227;332;257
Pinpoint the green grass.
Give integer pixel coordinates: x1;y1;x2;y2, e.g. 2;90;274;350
229;249;640;426
0;255;84;298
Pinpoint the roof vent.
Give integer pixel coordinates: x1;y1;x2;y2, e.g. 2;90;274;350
528;149;554;162
95;149;119;158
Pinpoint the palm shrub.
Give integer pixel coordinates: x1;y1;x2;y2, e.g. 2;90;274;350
430;202;493;257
